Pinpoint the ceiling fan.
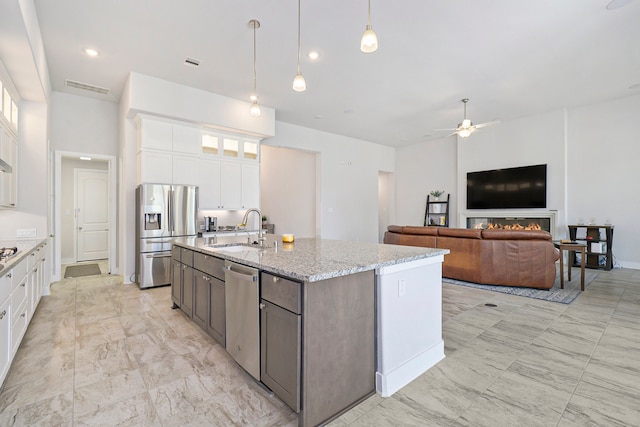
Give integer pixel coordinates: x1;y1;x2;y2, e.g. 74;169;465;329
437;98;500;138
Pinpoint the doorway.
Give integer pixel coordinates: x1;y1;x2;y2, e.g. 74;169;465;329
54;151;116;282
75;169;109;261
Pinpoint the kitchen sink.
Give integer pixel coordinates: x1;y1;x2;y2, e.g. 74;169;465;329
208;245;263;253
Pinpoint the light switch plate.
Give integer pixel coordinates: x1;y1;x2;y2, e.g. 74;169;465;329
16;228;37;238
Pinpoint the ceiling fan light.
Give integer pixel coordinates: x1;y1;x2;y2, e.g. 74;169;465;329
293;72;306;92
458;128;473;138
361;27;378;53
461;119;472;128
249;100;262;117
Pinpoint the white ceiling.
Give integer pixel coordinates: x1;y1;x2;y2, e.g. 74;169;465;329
24;0;640;146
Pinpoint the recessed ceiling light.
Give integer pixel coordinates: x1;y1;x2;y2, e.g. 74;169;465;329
84;48;99;57
629;83;640;90
314;115;323;119
308;51;320;60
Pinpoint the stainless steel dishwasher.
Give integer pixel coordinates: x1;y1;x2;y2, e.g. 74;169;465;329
224;260;260;380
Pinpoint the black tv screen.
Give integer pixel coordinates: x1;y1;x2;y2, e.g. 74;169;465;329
466;164;547;209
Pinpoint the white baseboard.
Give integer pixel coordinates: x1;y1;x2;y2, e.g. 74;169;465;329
376;340;445;398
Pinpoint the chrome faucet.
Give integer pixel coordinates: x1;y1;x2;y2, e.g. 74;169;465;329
241;208;265;245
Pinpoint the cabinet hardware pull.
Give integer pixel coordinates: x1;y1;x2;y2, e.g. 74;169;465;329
7;273;11;278
259;303;265;309
272;276;279;283
0;310;6;319
21;283;26;287
20;312;26;318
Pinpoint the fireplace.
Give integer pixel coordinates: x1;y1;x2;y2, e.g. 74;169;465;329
460;210;558;239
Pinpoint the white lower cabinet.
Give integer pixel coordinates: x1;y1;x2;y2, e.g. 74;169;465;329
0;298;10;385
0;242;47;387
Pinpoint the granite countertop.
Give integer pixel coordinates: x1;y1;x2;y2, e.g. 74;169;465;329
0;238;48;276
173;234;448;282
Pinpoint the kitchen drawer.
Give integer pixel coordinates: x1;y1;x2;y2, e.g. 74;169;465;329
11;278;27;311
11;301;28;354
194;252;225;280
171;245;181;261
10;260;28;291
261;272;301;314
181;247;194;266
0;270;10;303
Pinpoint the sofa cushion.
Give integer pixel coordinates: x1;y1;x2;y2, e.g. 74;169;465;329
482;229;552;241
402;226;439;236
437;228;483;239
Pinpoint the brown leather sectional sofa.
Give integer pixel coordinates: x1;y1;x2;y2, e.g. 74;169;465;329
384;226;560;289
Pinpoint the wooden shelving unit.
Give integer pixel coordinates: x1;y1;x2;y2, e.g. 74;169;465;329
424;194;450;227
568;224;614;271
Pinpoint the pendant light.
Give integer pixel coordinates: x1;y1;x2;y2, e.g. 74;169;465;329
292;0;306;92
249;19;262;117
360;0;378;53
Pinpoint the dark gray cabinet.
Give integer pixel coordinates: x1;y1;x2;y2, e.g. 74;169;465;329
260;272;301;412
193;273;209;329
207;276;226;345
171;259;181;307
181;264;194;318
171;246;195;318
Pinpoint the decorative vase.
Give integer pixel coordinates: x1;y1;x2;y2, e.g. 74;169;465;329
432;197;441;213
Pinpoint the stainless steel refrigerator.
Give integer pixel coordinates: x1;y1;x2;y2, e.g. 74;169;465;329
135;183;198;289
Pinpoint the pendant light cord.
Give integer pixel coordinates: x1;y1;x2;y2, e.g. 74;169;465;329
253;23;257;94
367;0;371;28
297;0;301;73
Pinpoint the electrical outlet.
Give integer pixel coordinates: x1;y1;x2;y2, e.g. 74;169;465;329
17;228;37;238
398;279;406;297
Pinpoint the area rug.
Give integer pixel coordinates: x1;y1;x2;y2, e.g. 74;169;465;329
64;263;102;278
443;268;599;304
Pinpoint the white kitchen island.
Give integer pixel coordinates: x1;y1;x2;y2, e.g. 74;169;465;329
173;234;448;426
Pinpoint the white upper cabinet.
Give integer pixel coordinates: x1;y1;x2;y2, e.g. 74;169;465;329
172;125;201;155
241;163;260;208
0;125;17;208
136;116;261;206
137;118;172;151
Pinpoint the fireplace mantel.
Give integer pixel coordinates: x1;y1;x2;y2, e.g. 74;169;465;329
460;210;558;240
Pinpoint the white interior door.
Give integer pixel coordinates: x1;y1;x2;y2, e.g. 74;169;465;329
76;169;109;261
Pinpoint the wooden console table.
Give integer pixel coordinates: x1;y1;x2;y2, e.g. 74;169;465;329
554;242;587;291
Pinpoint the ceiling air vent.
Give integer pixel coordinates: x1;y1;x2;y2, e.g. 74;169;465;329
184;57;200;68
65;79;110;95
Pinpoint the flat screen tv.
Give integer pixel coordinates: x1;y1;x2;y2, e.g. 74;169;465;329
466;164;547;209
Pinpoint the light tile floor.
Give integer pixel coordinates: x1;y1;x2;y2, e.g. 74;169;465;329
1;267;639;426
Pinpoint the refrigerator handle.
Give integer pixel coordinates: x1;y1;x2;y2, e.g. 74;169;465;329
168;188;174;233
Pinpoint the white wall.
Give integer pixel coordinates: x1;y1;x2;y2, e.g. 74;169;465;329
263;122;395;243
395;136;458;226
567;94;640;269
50;92;119;155
260;145;316;238
395;97;640;268
60;158;108;262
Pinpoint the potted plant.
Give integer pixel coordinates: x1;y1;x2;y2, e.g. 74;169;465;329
262;215;268;226
430;190;444;213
